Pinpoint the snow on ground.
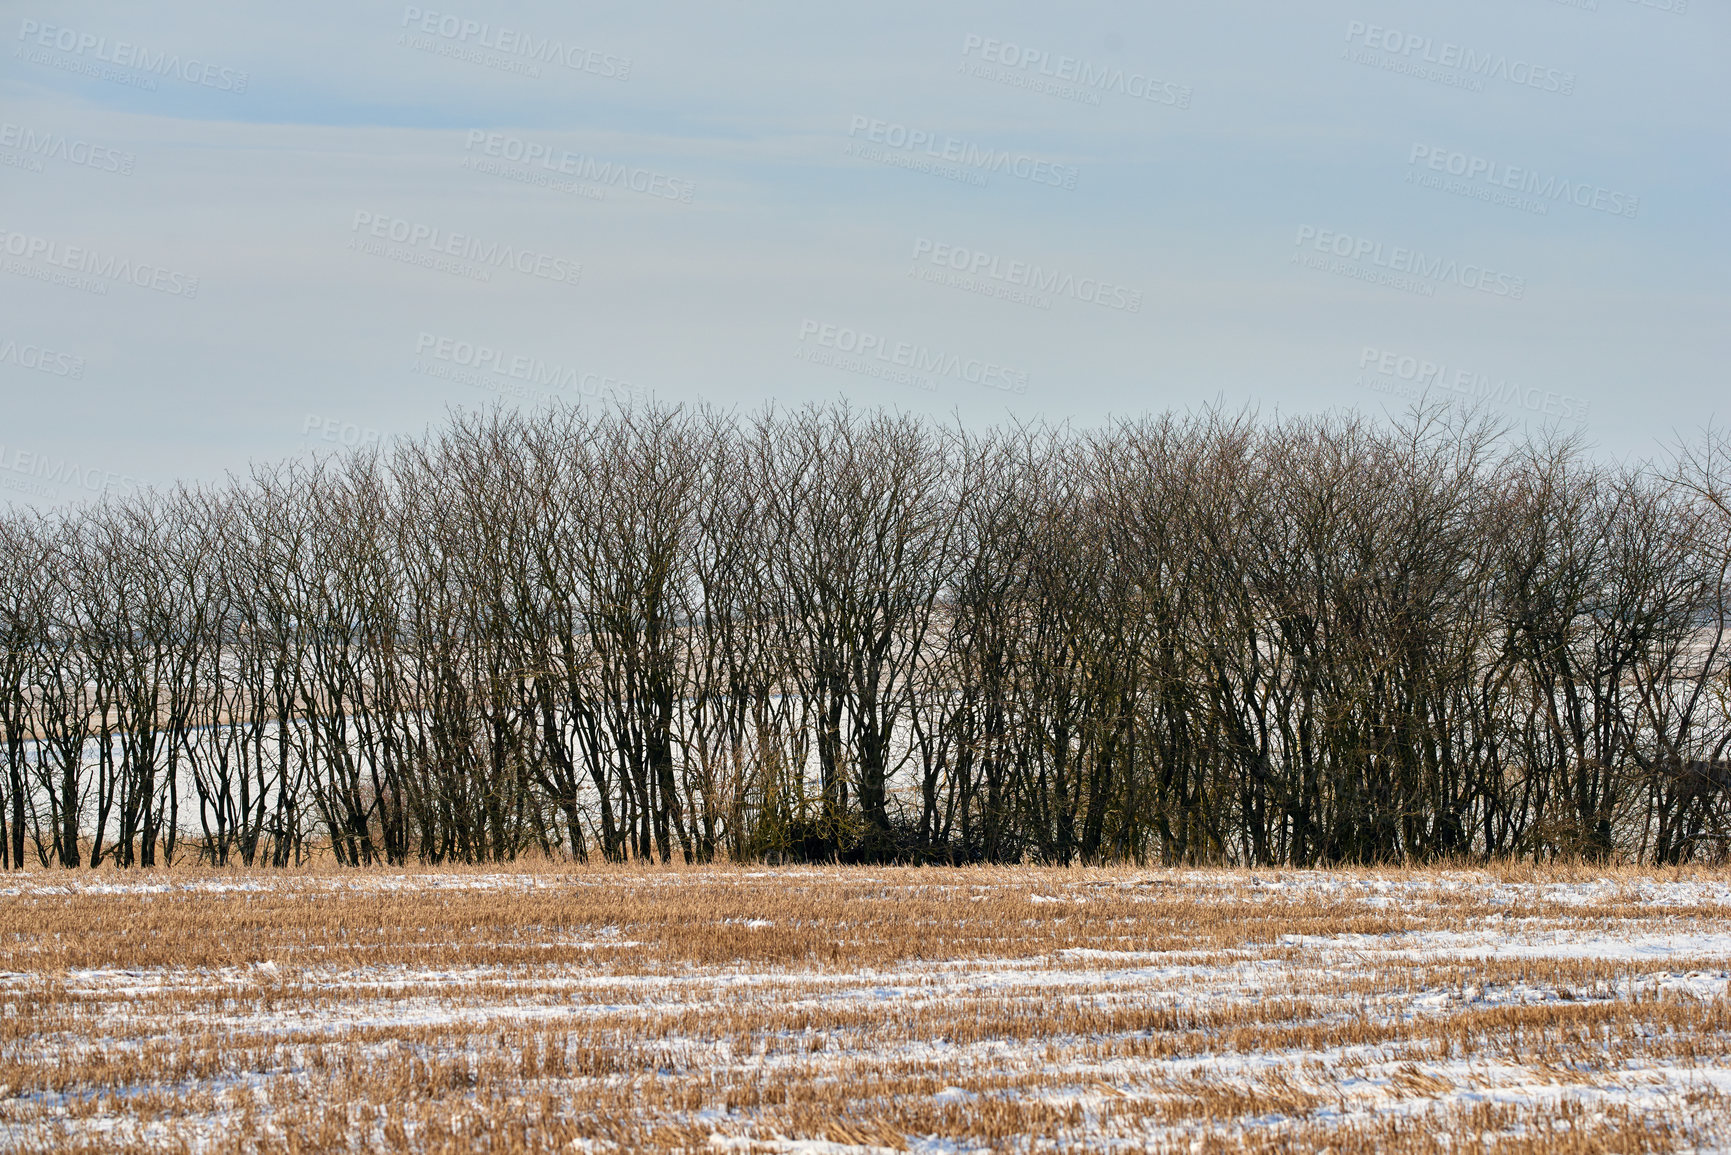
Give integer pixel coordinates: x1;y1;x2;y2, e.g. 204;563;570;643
3;867;1731;1151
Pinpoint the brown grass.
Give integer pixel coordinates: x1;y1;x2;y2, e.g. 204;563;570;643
2;863;1729;1152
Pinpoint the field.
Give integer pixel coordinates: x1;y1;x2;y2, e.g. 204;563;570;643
3;865;1731;1153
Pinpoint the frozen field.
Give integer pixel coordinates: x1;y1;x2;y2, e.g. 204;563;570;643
4;865;1731;1152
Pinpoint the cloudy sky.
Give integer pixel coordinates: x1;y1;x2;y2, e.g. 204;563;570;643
2;0;1725;506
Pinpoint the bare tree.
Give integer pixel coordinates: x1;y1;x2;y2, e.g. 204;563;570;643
7;400;1731;867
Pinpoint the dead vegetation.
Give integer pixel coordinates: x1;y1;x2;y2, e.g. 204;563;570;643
3;863;1730;1152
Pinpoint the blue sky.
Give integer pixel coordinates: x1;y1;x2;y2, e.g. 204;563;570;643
2;0;1725;504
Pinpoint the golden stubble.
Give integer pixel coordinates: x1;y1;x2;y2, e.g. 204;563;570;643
2;862;1728;1152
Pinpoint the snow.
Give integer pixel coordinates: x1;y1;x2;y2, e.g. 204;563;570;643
7;868;1731;1151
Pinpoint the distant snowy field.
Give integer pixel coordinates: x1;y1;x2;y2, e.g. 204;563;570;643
3;867;1730;1152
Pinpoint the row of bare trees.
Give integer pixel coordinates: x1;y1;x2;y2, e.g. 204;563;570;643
3;402;1729;867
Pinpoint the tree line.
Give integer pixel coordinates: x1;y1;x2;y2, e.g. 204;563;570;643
2;402;1729;868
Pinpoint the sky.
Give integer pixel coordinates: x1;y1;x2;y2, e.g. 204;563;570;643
1;0;1725;507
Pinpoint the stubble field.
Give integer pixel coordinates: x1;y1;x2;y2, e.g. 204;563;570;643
3;863;1731;1153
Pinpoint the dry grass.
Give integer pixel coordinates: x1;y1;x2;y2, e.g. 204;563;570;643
3;863;1731;1152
